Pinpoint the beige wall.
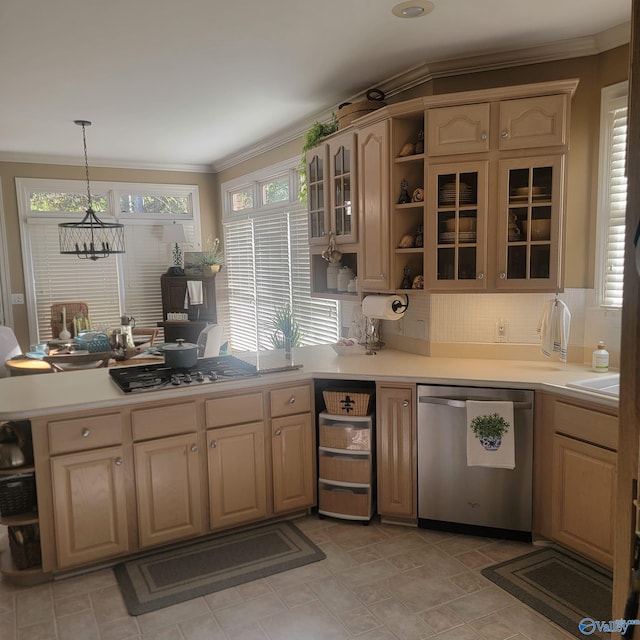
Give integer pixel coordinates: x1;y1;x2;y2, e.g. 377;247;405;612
0;162;215;347
0;45;629;350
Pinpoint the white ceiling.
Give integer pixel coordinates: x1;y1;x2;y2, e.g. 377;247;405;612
0;0;631;172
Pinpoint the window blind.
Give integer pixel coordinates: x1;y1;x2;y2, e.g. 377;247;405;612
223;206;339;351
602;103;628;307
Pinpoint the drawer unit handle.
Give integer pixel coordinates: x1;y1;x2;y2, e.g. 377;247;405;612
275;429;282;436
289;396;296;404
114;457;123;466
190;444;198;452
501;130;509;138
403;400;409;407
210;441;217;448
480;132;487;141
499;272;507;279
82;428;91;437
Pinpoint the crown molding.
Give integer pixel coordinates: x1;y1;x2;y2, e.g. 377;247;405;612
0;152;213;174
211;21;630;173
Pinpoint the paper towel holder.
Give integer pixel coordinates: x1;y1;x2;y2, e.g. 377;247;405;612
392;294;409;315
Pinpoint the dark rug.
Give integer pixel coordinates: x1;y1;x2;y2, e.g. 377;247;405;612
482;546;613;639
114;520;325;615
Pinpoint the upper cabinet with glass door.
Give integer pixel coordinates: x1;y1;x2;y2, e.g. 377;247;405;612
306;130;357;246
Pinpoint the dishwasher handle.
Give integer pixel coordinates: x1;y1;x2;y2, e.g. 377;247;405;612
418;396;532;411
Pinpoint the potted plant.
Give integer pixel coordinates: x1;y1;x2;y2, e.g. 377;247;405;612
270;303;302;360
470;413;511;451
199;236;225;276
299;114;338;204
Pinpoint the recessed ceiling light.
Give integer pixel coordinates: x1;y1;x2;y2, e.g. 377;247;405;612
392;0;435;18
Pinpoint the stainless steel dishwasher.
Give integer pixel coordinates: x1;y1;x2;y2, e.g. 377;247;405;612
417;385;534;540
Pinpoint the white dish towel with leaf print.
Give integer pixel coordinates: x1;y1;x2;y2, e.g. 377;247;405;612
466;400;515;469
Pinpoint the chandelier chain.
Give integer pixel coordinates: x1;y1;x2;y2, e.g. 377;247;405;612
80;122;93;210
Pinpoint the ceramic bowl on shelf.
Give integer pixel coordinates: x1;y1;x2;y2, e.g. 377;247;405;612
522;219;551;240
445;218;477;232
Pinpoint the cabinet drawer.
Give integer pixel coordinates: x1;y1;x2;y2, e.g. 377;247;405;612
206;392;263;428
319;422;371;451
48;413;122;455
552;399;617;450
132;402;198;441
319;451;370;484
270;385;311;417
319;482;370;517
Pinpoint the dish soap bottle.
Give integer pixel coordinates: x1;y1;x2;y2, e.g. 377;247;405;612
592;342;609;373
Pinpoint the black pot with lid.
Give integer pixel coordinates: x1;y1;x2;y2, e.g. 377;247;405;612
159;339;199;369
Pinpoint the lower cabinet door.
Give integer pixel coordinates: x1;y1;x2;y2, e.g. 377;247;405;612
135;433;203;548
51;446;129;568
552;433;616;568
207;422;267;530
272;413;314;513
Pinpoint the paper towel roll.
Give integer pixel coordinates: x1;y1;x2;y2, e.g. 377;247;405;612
362;295;408;320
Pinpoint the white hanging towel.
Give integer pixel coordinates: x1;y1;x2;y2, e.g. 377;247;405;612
466;400;515;469
184;280;204;308
536;298;571;363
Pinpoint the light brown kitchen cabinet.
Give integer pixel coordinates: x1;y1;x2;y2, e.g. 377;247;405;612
425;161;489;290
534;392;618;569
427;103;490;156
51;446;129;568
207;423;267;530
358;119;391;291
498;94;568;150
376;383;416;520
272;413;314;513
552;433;616;568
307;131;357;247
134;433;203;548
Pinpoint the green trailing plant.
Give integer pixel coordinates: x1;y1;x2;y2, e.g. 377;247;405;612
269;303;302;349
299;113;339;204
470;413;511;439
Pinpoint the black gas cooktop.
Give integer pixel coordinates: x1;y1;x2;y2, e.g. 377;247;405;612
109;355;259;393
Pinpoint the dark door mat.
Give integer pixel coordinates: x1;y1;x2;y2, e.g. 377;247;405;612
481;546;613;639
114;520;325;615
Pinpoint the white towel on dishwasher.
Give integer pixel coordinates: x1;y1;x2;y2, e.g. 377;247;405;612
184;280;203;308
536;298;571;363
466;400;515;469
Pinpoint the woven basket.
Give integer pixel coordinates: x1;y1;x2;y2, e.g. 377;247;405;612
9;524;41;570
337;100;386;129
0;473;37;517
323;390;373;416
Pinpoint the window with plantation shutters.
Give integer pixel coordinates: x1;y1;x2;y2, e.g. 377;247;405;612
597;82;628;308
222;160;339;351
17;178;199;343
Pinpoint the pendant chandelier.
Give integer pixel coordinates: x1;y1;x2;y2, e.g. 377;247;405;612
58;120;125;260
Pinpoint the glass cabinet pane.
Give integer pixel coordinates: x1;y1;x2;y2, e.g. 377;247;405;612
332;145;353;238
505;163;554;283
435;172;479;282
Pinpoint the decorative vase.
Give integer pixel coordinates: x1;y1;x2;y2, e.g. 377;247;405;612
203;264;220;277
284;336;292;361
478;435;502;451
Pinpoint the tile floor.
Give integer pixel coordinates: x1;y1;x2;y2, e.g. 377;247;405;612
0;516;580;640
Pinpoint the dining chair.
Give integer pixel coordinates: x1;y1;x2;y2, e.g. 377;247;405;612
131;327;159;349
50;302;89;338
0;326;23;378
43;351;112;372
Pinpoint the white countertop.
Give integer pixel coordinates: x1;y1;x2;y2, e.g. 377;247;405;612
0;345;618;419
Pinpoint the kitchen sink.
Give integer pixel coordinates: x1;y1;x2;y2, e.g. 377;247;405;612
566;373;620;397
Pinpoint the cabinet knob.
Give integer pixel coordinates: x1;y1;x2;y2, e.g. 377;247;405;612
480;132;487;141
190;444;198;453
499;272;507;279
114;457;123;466
82;428;90;437
500;130;509;139
275;429;282;436
403;400;409;407
380;273;385;279
210;441;217;448
477;272;484;280
288;396;296;404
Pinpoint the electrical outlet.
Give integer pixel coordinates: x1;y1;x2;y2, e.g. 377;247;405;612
495;318;508;342
11;293;24;305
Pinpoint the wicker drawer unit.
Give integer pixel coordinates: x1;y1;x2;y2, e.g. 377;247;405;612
318;411;374;522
